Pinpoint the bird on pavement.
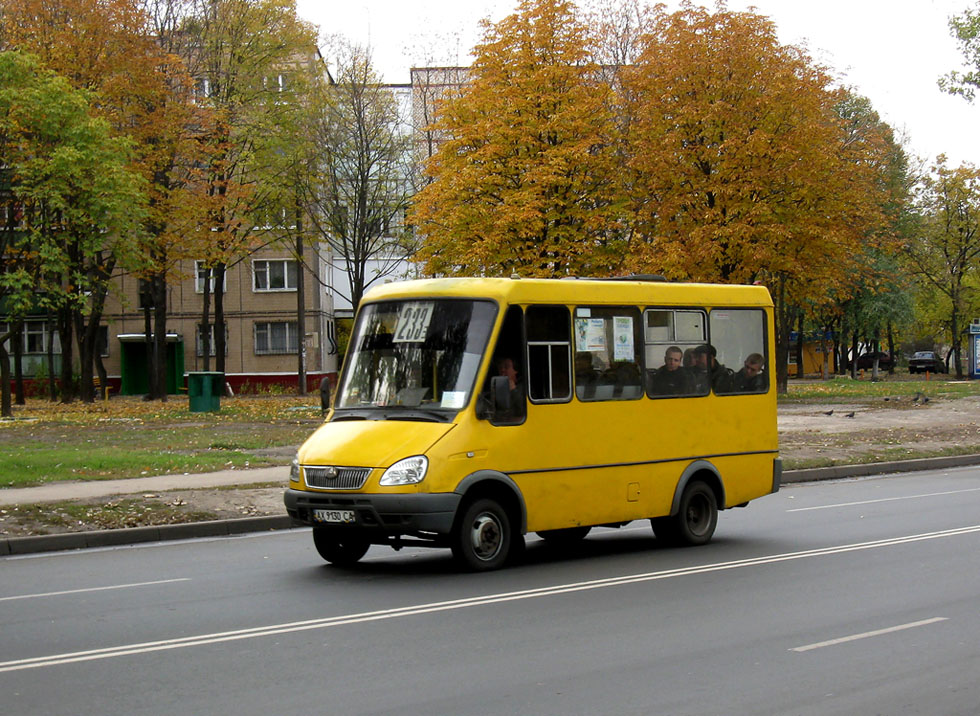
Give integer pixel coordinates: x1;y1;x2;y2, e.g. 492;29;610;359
823;410;834;416
845;411;855;418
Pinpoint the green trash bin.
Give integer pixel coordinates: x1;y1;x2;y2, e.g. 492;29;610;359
187;372;223;412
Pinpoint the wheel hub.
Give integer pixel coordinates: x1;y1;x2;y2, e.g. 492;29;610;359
470;513;502;560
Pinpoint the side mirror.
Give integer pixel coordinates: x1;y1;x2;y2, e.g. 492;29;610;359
491;375;510;413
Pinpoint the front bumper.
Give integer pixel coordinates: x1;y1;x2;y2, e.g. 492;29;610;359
284;488;461;537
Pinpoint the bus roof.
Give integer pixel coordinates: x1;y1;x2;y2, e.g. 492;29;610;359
363;277;773;308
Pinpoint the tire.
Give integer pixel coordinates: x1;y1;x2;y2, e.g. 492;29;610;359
451;498;513;571
652;480;717;546
536;526;592;545
312;529;370;566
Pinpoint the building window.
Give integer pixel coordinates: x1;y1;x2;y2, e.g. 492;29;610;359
194;262;226;294
253;259;298;291
97;326;109;357
255;321;298;355
196;323;229;357
24;321;47;354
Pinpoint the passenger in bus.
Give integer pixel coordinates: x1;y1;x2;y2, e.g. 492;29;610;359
649;346;690;396
733;353;766;392
496;356;526;420
575;351;598;399
690;344;734;394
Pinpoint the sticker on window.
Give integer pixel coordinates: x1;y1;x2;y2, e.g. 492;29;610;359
441;391;467;409
613;316;634;360
392;302;434;343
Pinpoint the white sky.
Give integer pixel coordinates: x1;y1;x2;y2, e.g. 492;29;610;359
295;0;980;167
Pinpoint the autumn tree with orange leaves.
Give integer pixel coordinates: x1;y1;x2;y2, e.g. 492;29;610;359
621;3;892;390
411;0;626;277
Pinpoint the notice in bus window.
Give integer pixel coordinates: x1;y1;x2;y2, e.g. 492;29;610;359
576;317;606;352
441;391;467;409
613;316;634;361
392;302;434;343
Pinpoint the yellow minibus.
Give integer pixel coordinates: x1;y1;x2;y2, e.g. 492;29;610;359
284;276;780;570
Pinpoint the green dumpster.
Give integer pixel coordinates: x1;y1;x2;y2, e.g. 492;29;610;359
187;372;224;412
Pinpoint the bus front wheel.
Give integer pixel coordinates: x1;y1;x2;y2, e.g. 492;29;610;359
452;498;512;571
652;480;717;546
313;529;370;566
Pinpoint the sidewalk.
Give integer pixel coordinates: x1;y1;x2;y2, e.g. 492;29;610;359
0;466;286;507
4;454;980;557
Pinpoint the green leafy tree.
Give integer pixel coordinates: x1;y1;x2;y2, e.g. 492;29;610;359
411;0;625;277
0;51;145;414
904;158;980;378
940;4;980;100
188;0;317;373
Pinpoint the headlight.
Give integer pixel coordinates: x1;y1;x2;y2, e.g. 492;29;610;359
379;455;428;486
290;458;300;483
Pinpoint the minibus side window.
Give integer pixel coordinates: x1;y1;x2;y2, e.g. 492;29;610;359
526;306;571;403
573;306;643;401
709;309;769;395
643;308;709;398
483;306;526;425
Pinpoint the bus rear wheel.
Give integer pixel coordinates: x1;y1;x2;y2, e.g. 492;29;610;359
452;498;512;571
313;529;370;566
652;480;717;546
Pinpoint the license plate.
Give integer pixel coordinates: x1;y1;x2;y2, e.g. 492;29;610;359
313;509;355;524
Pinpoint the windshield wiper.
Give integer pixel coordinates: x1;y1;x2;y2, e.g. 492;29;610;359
385;408;451;422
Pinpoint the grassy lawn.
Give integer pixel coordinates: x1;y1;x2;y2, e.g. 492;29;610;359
0;395;322;488
2;376;978;489
781;374;980;403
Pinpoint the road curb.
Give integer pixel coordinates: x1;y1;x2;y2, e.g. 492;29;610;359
781;453;980;483
4;454;980;557
0;515;295;557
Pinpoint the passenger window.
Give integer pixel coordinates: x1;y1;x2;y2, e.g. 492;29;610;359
574;306;643;401
526;306;571;402
644;308;708;398
709;309;768;395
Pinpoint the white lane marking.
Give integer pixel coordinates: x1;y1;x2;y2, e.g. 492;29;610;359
791;617;949;652
787;487;980;513
0;579;191;603
2;524;979;673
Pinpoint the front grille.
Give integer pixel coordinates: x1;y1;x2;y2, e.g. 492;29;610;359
302;465;371;490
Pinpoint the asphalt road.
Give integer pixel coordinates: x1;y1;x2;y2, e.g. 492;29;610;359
2;468;979;716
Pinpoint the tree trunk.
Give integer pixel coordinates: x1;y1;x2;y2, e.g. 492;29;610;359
143;299;156;398
850;331;859;379
201;265;212;372
0;336;11;418
951;294;963;379
773;274;792;394
0;322;20;417
13;323;24;404
153;272;168;402
795;313;805;379
214;263;226;375
75;310;95;403
886;322;896;375
296;219;307;396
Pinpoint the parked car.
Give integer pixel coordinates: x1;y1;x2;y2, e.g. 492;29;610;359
908;350;945;374
855;351;895;370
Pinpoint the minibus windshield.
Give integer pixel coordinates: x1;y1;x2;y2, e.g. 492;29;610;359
334;299;497;419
